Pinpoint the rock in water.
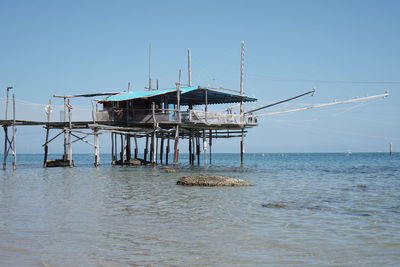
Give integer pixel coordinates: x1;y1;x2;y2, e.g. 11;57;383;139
177;175;250;186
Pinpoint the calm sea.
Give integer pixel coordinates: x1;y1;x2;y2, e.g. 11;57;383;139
1;153;399;266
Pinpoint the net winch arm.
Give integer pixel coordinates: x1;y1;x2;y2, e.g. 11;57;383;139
247;92;389;118
244;89;315;114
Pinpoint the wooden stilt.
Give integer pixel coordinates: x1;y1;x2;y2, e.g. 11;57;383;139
155;134;159;164
166;132;170;164
240;129;244;164
94;129;100;166
111;132;116;165
239;41;245;166
2;126;8;170
160;133;164;164
202;129;206;166
114;132;118;164
191;131;195;165
189;133;192;164
150;132;155;164
144;134;149;162
209;130;212;165
126;134;131;161
63;97;67;161
43;100;51;168
151;101;157;165
134;134;138;159
67;99;73;168
120;134;125;163
196;134;200;165
173;126;179;165
173;69;181;165
43;130;49;168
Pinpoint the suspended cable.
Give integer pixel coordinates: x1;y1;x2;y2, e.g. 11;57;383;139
247;74;400;84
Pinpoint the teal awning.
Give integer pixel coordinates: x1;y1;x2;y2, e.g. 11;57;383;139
101;86;257;105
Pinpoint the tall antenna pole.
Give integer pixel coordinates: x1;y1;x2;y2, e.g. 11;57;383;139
239;41;245;165
12;94;16;170
240;41;245;115
177;69;182;123
5;87;13;120
148;43;152;90
188;49;192;86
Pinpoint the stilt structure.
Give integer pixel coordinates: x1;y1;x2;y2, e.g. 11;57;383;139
1;44;389;169
43;100;52;167
2;92;17;170
94;128;100;166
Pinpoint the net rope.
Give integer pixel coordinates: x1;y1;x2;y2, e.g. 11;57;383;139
0;98;93;121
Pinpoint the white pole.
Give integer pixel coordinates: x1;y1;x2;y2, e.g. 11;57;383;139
240;41;245;115
148;43;152;90
239;41;245;164
12;94;16;170
188;49;192;86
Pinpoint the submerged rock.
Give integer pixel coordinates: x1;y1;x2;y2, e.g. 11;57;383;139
117;158;152;166
262;203;289;209
177;175;250;186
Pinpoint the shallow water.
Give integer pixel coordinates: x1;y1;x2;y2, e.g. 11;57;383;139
1;153;399;266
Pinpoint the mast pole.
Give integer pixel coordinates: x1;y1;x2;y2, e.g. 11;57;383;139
173;70;182;165
67;99;73;167
240;41;245;165
43;99;51;167
12;94;16;170
188;49;192;86
148;43;152;90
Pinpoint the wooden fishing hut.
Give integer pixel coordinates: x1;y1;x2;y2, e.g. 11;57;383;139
92;85;257;166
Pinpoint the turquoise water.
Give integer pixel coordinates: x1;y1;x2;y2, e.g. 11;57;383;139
1;153;399;266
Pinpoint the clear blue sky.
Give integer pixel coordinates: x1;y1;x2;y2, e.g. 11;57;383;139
1;0;399;153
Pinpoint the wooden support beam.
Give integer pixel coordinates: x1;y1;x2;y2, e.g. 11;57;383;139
134;134;138;159
240;129;244;165
2;126;8;170
209;129;212;165
151;102;156;164
111;132;116;165
160;133;164;164
202;129;206;165
43;100;51;168
191;131;195;165
150;133;154;164
144;134;149;162
63;97;67;161
94;129;100;167
155;134;159;164
120;134;125;163
67;99;73;167
114;133;118;163
196;134;200;165
166;132;170;164
189;132;192;164
173;125;179;165
12;94;16;170
126;134;131;161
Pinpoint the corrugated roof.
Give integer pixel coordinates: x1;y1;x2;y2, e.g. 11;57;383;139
101;86;257;104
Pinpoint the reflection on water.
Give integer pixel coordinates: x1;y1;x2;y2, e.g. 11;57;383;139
0;153;399;266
